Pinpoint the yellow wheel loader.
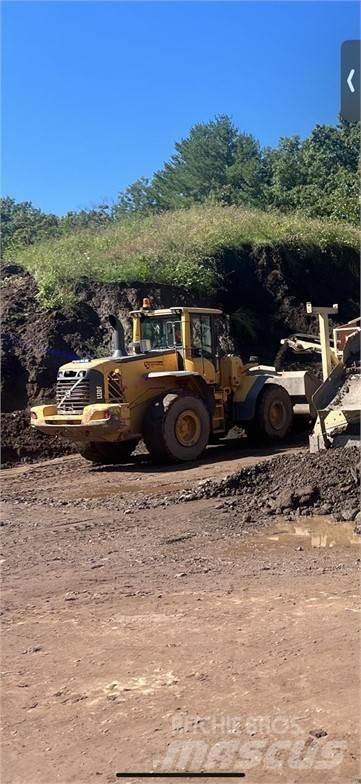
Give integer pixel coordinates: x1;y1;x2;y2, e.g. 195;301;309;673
31;300;319;464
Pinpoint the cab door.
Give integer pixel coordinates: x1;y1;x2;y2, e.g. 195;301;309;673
184;313;219;384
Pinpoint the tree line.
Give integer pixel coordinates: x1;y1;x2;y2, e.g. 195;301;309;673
1;116;359;254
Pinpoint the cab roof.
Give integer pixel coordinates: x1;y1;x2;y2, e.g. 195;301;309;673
129;306;223;317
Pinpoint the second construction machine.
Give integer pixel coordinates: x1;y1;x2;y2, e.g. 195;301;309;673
31;300;319;464
278;303;360;452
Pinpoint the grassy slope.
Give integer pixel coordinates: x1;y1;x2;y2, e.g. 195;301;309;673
8;205;360;306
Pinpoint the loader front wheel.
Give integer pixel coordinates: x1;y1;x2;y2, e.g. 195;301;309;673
144;393;210;463
247;384;293;442
77;440;138;465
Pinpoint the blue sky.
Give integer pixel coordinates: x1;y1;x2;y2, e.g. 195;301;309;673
2;1;360;215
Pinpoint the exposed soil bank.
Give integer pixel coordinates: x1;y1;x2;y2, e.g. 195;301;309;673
1;243;359;464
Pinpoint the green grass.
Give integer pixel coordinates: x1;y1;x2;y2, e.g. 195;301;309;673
8;205;360;307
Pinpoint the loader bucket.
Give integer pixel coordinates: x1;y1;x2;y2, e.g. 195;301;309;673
309;347;360;453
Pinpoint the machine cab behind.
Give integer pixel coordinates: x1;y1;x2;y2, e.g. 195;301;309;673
130;303;226;384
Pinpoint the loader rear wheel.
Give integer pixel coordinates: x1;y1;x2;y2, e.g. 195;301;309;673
77;440;138;465
143;393;210;463
246;384;293;442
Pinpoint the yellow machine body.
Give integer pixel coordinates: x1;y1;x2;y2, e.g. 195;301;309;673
31;304;316;462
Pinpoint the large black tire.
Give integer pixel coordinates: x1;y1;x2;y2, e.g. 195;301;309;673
143;393;210;463
77;439;138;465
246;384;293;442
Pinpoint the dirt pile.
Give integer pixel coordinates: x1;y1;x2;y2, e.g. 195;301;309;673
1;411;76;466
183;447;360;525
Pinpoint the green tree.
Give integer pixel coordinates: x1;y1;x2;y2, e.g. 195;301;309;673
116;115;264;213
227;133;264;207
326;168;360;224
1;197;60;253
262;122;360;223
113;178;155;215
151;115;239;209
60;204;112;232
263;136;306;210
300;122;360;221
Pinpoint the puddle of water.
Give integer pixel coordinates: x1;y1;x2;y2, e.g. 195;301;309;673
221;517;361;557
256;517;361;549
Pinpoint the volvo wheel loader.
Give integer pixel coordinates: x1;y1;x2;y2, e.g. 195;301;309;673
30;300;318;464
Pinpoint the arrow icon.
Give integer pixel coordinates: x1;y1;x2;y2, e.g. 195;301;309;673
341;42;360;122
347;68;355;93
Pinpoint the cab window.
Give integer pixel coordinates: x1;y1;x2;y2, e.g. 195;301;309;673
190;314;213;359
141;316;182;349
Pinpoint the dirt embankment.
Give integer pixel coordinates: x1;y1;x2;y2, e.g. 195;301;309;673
1;244;359;465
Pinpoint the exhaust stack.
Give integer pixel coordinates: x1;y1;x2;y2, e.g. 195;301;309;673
109;315;127;358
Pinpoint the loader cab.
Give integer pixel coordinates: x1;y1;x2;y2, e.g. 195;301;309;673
130;303;224;384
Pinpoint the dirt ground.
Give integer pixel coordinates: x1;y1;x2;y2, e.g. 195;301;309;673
1;439;360;784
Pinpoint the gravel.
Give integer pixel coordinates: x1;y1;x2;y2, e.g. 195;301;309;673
329;372;361;411
181;447;360;526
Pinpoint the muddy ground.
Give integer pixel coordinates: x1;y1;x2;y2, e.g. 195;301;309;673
1;439;360;784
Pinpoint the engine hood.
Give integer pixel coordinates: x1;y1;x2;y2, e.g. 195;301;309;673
58;348;177;376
